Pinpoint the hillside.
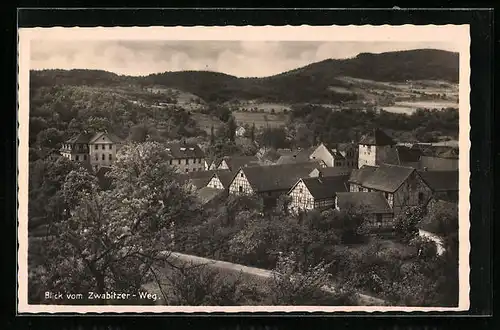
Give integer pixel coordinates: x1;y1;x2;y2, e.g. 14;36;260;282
30;49;459;105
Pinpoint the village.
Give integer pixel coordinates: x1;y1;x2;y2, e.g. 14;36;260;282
58;127;459;256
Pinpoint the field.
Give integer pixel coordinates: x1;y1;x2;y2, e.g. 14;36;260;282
191;113;225;134
232;111;287;128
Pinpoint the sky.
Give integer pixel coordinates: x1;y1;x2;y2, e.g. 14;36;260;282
30;40;458;78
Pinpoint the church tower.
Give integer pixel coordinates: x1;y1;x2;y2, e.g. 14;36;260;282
357;128;398;168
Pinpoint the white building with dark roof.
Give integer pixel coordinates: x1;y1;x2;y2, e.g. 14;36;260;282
60;131;124;170
164;142;206;173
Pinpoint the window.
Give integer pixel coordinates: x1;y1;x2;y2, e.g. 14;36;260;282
185;169;189;173
185;159;188;165
102;154;105;160
198;158;201;164
169;159;172;165
299;188;303;193
109;154;112;160
76;155;79;161
83;155;87;161
178;159;181;165
239;186;243;193
95;145;98;150
95;154;98;160
240;173;244;178
376;214;383;225
109;144;112;150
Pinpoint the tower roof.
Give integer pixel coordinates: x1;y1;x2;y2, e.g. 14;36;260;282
359;129;395;146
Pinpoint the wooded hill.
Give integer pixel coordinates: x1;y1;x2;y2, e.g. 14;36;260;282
30;49;459;104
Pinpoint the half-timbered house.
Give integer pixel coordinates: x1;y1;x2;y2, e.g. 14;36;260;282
287;175;349;213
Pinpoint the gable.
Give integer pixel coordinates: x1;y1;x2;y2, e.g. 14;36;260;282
90;134;114;144
289;179;313;198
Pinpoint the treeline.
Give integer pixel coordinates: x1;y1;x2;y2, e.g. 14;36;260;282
29;84;204;158
286;105;459;147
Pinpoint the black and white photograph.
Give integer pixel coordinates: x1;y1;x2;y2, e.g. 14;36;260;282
17;25;470;313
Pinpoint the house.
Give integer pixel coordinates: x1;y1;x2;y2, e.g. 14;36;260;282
357;129;399;168
235;126;246;137
88;132;125;169
205;169;234;191
164;142;206;173
336;142;359;168
174;169;220;192
216;155;260;172
418;170;459;203
309;166;353;178
348;164;433;217
228;161;323;207
335;192;394;229
60;131;124;170
287;175;349;213
417;199;458;255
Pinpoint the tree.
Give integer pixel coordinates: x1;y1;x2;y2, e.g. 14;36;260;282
28;142;203;304
394;205;426;243
250;122;256;142
162;262;261;305
267;253;333;305
210;124;215;145
226;115;237;142
36;128;65;150
129;124;149;142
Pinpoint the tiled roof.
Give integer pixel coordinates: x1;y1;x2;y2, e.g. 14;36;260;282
418;170;458;192
348;165;378;185
336;192;393;214
275;148;314;165
396;145;422;164
320;143;347;160
215;170;235;188
175;169;218;187
412;144;459;159
66;132;95;144
239;161;322;193
361;164;415;193
66;132;124;144
301;175;349;200
359;129;396;146
311;167;353;178
221;155;260;170
165;142;205;159
196;187;225;205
